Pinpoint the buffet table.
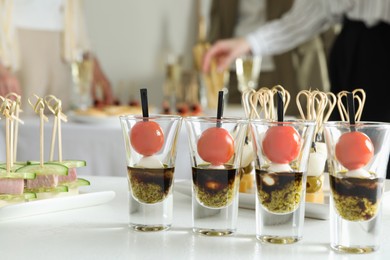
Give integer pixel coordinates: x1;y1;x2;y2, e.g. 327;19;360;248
0;175;389;260
0;105;247;179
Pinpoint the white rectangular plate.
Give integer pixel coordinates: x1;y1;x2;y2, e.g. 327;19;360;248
0;191;115;222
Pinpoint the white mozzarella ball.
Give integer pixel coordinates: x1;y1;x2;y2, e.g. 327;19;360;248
345;168;371;178
137;156;164;168
268;163;292;173
209;164;225;169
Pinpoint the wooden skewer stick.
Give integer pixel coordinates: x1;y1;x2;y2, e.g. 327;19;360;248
242;85;291;121
337;89;366;122
5;116;10;173
319;92;336;134
296;89;336;140
241;88;256;119
28;95;49;167
5;93;23;163
45;95;58;161
1;100;14;169
9;112;13;168
45;95;68;162
0;97;11;174
0;98;19;173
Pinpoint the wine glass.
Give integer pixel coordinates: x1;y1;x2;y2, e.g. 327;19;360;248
235;54;262;92
70;52;94;110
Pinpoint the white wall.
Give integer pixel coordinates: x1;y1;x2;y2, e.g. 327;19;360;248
83;0;211;107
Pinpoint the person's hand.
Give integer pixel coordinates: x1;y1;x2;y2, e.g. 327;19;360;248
91;56;114;106
202;37;251;73
0;64;22;97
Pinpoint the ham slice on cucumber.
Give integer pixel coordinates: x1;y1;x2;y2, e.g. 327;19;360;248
0;160;89;201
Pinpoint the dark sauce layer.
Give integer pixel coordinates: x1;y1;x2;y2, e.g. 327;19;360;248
127;166;174;204
192;165;237;194
256;170;303;194
329;175;383;204
192;165;239;208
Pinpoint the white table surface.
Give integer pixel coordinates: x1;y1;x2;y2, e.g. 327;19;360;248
0;175;389;260
0;105;247;180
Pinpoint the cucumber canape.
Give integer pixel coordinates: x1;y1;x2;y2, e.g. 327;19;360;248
0;168;36;179
50;160;87;168
0;192;37;207
15;163;69;176
0;162;26;172
34;179;90;199
63;178;90;189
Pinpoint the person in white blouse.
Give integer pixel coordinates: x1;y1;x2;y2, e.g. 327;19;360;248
207;0;333;117
203;0;390;177
0;0;113;114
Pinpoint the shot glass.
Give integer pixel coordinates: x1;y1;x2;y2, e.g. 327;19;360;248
185;116;248;236
250;119;315;244
120;114;182;231
323;121;390;253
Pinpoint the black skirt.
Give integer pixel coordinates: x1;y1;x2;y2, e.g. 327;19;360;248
328;17;390;178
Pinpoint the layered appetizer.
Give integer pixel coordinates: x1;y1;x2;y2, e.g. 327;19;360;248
128;117;173;204
328;90;381;221
194;125;237;208
239;86;291;194
192;91;240;209
241;87;304;214
127;88;173;204
256;123;303;214
331;129;381;221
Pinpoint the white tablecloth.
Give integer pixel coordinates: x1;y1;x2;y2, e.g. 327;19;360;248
0;175;390;260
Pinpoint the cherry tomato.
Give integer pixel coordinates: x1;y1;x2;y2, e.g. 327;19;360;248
130;121;164;156
335;131;374;170
262;126;301;164
197;127;234;166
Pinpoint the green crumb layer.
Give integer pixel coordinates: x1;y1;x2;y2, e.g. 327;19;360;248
256;170;303;214
332;193;378;221
127;166;174;204
192;165;239;209
194;183;235;208
130;182;166;204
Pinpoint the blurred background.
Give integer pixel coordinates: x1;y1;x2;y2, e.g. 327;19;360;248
83;0;210;107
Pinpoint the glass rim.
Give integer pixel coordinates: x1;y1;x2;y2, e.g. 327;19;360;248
119;114;182;121
324;121;390;128
249;118;316;126
184;116;248;124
